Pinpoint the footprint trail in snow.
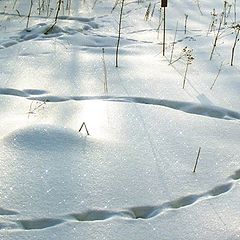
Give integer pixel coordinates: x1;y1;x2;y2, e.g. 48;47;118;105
0;168;239;231
0;87;239;121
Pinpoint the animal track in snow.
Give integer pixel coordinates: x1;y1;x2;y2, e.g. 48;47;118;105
208;182;233;197
0;19;97;49
23;89;48;95
230;169;240;180
168;194;201;209
0;207;19;216
0;88;48;98
69;209;135;222
18;218;65;230
30;96;240;120
0;218;64;231
129;181;234;219
0;169;239;231
0;88;239;121
0;88;29;97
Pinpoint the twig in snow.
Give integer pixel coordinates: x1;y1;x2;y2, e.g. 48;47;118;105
46;0;51;17
12;0;18;9
45;0;62;34
111;0;120;13
157;7;163;28
226;4;232;19
182;47;194;89
151;3;156;18
79;122;90;135
193;147;201;173
144;2;151;21
26;0;33;29
184;14;188;34
195;0;203;16
207;9;217;36
210;61;224;90
210;12;224;60
66;0;72;12
234;0;237;23
16;9;21;17
102;48;108;94
223;1;227;25
169;21;178;64
92;0;98;9
230;23;240;66
115;0;125;67
28;100;47;119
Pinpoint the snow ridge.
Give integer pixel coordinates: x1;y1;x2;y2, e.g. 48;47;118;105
0;207;19;216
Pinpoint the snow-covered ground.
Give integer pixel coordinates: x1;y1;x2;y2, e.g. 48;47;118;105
0;0;240;239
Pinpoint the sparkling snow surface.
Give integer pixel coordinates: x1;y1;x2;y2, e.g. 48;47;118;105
0;0;240;239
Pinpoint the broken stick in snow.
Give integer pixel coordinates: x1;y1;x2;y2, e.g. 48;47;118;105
193;147;201;173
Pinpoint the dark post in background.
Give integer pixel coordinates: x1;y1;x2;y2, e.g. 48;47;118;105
161;0;168;56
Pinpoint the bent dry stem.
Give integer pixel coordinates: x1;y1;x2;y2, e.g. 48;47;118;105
169;21;178;64
115;0;125;67
230;24;240;66
45;0;62;34
183;63;189;89
79;122;90;135
26;0;33;29
210;12;224;60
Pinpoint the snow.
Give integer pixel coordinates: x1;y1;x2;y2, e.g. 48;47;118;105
0;0;240;239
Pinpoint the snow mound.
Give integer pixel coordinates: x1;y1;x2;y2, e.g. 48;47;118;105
20;23;70;40
3;125;85;152
0;23;82;49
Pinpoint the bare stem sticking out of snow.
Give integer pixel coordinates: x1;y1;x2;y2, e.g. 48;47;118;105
234;0;237;23
46;0;51;17
210;12;224;60
182;47;194;89
207;9;217;36
151;3;156;19
169;21;178;64
195;0;203;16
27;100;47;119
12;0;18;9
230;23;240;66
115;0;125;68
66;0;72;15
45;0;62;34
223;1;228;25
111;0;120;13
157;7;163;39
102;48;108;94
210;61;224;90
184;14;188;34
26;0;33;29
144;3;151;21
92;0;98;9
193;147;201;173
